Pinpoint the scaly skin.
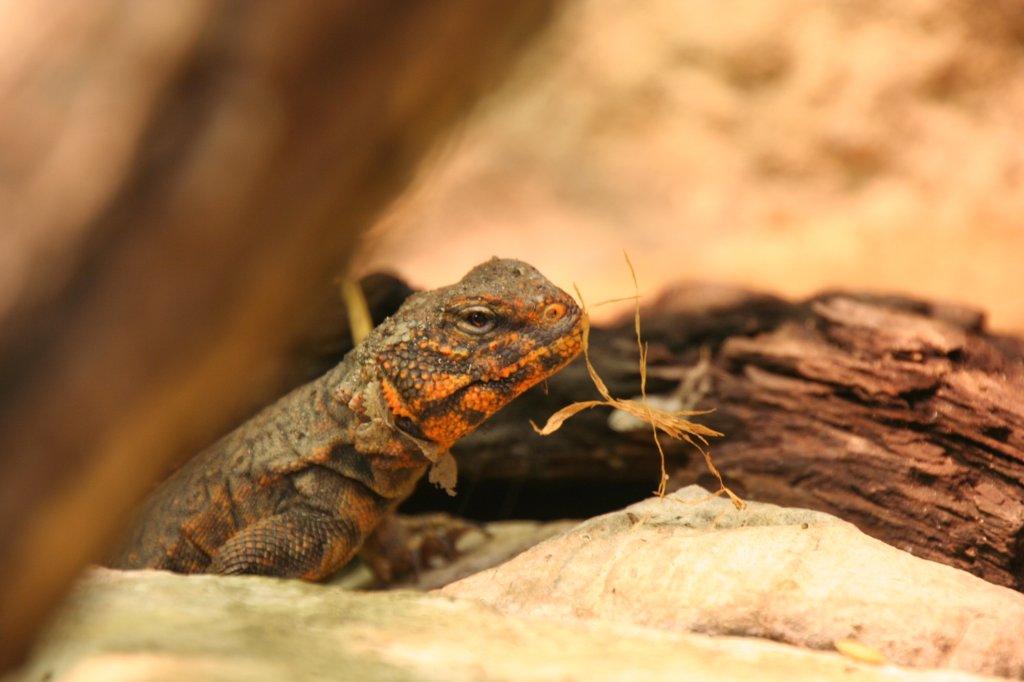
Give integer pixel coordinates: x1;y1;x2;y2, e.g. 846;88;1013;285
107;258;582;579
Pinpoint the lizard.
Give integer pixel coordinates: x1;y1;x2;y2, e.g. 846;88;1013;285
107;258;583;580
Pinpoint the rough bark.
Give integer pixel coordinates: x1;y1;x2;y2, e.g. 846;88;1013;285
707;293;1024;591
0;1;556;670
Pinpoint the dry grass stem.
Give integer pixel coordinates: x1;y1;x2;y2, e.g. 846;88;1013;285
834;639;887;665
341;277;374;345
533;254;745;510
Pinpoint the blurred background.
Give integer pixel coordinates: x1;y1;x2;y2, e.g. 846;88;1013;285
358;0;1024;330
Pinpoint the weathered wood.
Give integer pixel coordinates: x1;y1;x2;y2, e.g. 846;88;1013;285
705;294;1024;591
0;1;556;669
401;283;1024;592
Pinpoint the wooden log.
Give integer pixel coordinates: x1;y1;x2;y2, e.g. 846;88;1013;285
0;1;556;669
706;293;1024;591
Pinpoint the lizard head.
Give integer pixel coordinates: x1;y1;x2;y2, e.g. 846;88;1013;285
374;258;583;452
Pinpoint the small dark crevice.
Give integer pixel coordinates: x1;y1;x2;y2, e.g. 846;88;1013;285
898;385;939;408
733;359;813;384
401;476;656;522
1009;526;1024;591
830;385;866;404
890;349;922;362
982;425;1012;443
912;470;939;487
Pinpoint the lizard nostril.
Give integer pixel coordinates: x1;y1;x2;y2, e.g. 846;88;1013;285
543;303;567;322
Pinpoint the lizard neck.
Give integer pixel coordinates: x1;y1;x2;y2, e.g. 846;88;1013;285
328;352;444;464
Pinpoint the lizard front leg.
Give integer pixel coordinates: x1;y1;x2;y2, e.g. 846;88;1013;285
209;508;362;580
210;467;391;580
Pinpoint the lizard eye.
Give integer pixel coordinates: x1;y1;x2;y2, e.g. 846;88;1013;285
457;306;497;335
543;302;567;322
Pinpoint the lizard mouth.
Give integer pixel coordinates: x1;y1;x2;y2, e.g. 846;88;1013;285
385;294;583;450
404;341;580;448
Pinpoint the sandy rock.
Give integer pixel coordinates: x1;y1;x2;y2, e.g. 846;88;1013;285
361;0;1024;333
443;486;1024;679
14;568;1008;682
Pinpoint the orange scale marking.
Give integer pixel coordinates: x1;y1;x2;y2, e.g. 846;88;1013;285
420;413;471;451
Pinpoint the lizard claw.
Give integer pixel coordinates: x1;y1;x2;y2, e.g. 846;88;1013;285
358;513;488;585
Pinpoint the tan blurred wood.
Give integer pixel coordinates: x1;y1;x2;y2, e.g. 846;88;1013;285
0;0;556;670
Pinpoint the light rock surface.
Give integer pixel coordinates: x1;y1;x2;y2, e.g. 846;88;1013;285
443;486;1024;679
12;487;1023;682
11;567;1008;682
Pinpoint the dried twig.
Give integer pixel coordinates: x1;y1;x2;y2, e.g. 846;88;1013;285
532;254;744;509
